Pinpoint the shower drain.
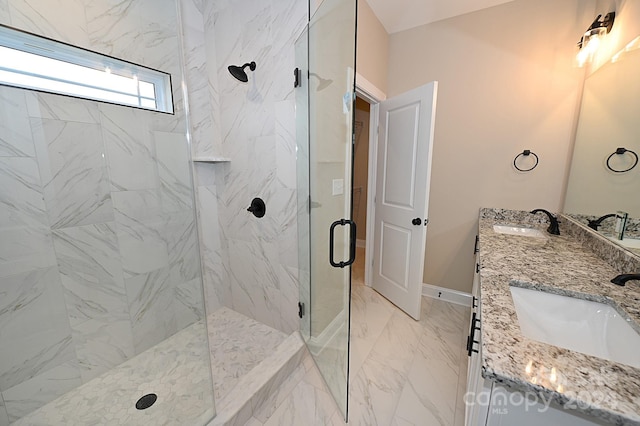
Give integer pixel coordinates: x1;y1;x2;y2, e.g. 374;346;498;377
135;393;158;410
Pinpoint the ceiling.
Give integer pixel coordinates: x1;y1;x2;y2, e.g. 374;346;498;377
366;0;516;34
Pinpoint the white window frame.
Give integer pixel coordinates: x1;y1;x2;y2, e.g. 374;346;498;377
0;24;174;114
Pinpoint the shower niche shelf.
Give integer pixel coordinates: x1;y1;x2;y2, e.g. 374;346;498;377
192;156;231;163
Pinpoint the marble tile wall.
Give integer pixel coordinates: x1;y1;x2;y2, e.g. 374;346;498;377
0;1;207;423
184;0;307;335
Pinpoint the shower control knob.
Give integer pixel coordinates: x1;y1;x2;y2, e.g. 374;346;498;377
412;218;422;226
247;197;266;218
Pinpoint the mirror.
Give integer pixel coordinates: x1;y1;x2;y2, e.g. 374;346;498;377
564;43;640;255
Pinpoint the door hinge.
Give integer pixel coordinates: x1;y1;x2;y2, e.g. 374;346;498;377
294;68;301;88
298;302;305;318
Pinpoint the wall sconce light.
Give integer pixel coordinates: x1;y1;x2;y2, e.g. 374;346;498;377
576;12;615;67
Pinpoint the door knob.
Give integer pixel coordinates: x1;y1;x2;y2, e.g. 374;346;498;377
412;218;422;226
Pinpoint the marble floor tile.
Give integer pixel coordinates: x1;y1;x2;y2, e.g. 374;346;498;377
394;379;449;426
13;318;214;426
261;370;341;426
247;247;471;426
348;356;407;426
399;336;459;425
367;310;423;378
454;309;471;426
349;281;396;380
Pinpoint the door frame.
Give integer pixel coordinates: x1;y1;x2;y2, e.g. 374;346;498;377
354;72;385;288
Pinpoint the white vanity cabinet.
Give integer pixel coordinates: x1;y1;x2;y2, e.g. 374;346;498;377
465;249;490;426
466;381;610;426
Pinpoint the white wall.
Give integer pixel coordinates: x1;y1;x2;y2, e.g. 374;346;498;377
388;0;596;292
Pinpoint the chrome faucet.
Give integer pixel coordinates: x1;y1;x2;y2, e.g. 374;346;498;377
611;274;640;286
587;213;616;231
530;209;560;235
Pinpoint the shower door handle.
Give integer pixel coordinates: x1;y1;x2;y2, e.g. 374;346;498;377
329;219;357;268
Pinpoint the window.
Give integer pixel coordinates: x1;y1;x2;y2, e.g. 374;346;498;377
0;25;173;113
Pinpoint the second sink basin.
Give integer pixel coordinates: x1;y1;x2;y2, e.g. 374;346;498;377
607;236;640;249
510;285;640;369
493;225;545;238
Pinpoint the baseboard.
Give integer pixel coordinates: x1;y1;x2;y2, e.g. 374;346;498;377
422;283;472;307
356;239;366;248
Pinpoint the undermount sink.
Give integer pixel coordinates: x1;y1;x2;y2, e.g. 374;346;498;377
493;225;545;238
607;236;640;249
509;285;640;369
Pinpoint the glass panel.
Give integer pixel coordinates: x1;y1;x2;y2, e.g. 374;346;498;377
296;0;357;420
0;2;212;423
296;27;311;344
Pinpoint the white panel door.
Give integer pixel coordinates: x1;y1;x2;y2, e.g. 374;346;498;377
372;83;437;320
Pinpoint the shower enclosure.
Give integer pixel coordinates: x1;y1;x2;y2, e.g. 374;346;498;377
296;0;358;420
0;1;215;424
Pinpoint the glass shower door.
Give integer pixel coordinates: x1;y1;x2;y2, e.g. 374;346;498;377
295;0;357;420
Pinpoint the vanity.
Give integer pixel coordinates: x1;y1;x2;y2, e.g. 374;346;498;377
465;208;640;426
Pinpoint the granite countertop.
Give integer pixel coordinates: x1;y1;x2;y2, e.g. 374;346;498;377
477;209;640;425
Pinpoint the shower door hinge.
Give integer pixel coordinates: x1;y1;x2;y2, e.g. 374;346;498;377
294;68;301;88
298;302;305;318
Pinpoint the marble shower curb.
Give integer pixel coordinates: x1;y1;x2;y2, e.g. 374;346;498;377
209;332;305;426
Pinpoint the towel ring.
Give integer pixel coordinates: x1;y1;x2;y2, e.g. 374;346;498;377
606;148;638;173
513;150;539;172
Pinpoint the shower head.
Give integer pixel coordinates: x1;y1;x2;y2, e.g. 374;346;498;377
228;61;256;82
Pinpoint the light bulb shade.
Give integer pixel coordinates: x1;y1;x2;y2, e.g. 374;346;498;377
576;28;607;67
575;12;615;67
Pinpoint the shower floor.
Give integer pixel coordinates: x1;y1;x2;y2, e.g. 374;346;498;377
11;308;290;426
